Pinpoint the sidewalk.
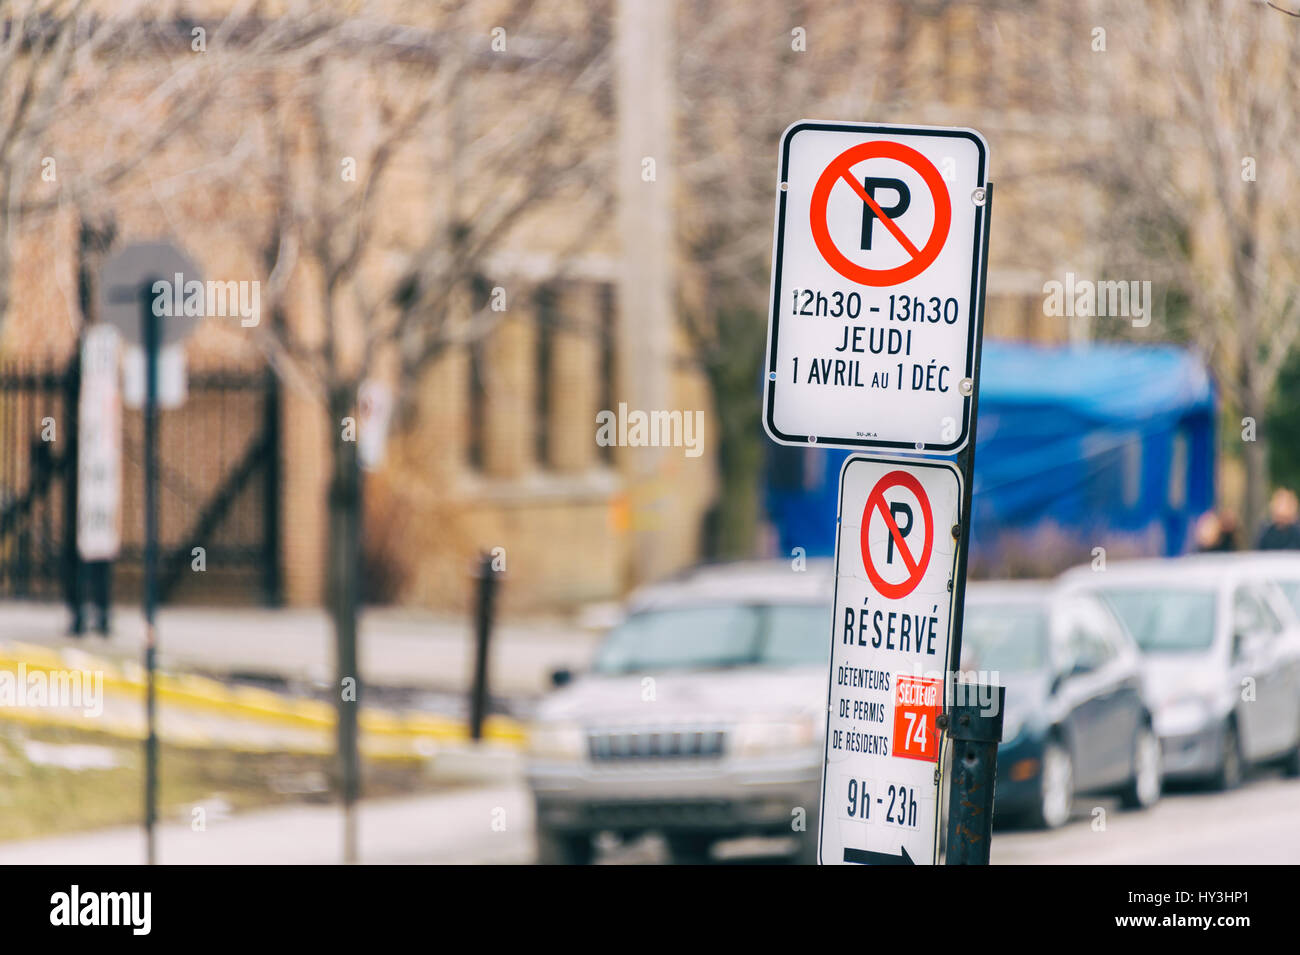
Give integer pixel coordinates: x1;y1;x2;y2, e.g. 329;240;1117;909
0;786;534;865
0;601;604;698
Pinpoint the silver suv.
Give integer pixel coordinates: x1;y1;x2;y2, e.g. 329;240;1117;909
526;560;833;864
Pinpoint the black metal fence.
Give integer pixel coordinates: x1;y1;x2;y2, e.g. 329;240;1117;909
0;352;280;607
0;357;77;601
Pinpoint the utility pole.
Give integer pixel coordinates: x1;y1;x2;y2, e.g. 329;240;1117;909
616;0;674;584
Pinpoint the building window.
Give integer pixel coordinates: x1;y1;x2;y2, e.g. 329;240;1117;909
934;7;951;102
466;340;486;471
1122;433;1143;510
977;17;998;105
1168;429;1188;510
466;275;491;471
534;284;558;469
598;282;616;464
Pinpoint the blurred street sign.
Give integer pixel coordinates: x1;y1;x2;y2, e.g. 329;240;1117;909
99;241;204;347
77;325;122;560
763;121;989;454
123;343;186;410
819;454;961;866
357;379;393;471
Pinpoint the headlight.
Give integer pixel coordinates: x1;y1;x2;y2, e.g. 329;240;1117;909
734;714;818;756
527;722;585;761
1154;697;1212;737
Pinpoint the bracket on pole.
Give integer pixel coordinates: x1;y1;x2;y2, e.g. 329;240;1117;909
942;683;1005;865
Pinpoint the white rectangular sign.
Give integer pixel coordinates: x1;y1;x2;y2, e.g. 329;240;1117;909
763;121;989;453
819;454;961;865
77;325;123;560
123;343;187;410
357;379;394;471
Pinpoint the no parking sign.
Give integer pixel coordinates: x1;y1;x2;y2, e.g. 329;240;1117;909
820;454;962;866
763;121;989;453
761;119;997;865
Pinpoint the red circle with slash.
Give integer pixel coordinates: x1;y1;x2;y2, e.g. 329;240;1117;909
810;140;951;287
861;470;934;599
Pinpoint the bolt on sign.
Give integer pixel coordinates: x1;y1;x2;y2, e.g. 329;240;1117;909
763;121;989;453
819;455;961;865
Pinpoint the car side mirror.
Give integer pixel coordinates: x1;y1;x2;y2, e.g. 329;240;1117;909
1233;631;1268;662
550;667;573;689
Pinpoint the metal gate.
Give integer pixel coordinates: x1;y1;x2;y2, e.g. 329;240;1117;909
0;357;77;601
0;353;281;606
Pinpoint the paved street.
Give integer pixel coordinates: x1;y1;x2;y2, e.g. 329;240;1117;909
990;772;1300;865
3;769;1296;865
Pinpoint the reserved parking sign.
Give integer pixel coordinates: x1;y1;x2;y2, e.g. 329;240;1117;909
819;454;962;865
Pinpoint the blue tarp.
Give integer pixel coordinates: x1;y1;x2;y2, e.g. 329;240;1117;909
764;341;1216;569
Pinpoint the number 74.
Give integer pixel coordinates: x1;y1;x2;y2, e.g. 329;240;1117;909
903;712;927;751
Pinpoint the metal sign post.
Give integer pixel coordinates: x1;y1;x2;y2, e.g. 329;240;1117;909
141;284;161;866
98;241;202;865
942;183;1001;865
761;121;1001;864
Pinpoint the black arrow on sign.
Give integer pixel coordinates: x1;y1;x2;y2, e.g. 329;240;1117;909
843;846;914;865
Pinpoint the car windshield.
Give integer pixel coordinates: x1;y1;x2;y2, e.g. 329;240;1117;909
960;602;1047;672
591;603;830;674
1274;580;1300;619
1099;587;1218;653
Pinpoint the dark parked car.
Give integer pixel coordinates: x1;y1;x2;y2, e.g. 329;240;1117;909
962;582;1162;829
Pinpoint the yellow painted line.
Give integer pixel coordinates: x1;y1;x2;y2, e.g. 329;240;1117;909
0;643;525;748
0;703;141;740
0;709;428;762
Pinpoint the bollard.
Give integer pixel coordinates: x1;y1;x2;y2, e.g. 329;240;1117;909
943;683;1005;865
468;553;498;741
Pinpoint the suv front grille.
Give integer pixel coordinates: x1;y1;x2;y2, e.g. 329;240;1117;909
587;727;726;761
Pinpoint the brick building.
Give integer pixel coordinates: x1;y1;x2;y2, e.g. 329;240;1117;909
0;0;1219;612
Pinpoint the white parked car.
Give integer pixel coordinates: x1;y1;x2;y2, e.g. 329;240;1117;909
1226;551;1300;620
1060;555;1300;787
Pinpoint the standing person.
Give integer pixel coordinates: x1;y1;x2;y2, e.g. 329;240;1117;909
70;559;112;637
1256;489;1300;550
1195;509;1239;552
